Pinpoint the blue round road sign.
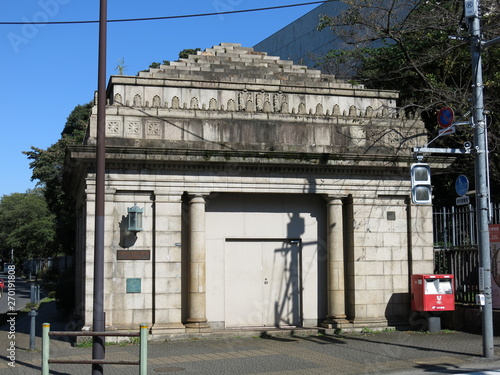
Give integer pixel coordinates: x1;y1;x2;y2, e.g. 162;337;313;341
455;175;469;196
438;107;454;128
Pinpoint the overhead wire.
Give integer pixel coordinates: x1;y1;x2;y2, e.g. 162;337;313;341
0;1;328;25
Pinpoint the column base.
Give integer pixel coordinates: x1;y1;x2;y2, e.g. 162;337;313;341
321;316;350;329
184;320;212;333
150;322;186;335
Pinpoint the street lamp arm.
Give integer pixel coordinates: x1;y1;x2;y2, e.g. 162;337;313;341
482;36;500;48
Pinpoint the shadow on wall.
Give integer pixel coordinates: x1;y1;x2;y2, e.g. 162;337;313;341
385;292;412;330
119;215;138;248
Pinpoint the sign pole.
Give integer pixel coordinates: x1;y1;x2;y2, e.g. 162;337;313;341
466;0;494;359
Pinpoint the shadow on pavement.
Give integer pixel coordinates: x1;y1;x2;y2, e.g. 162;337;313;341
0;354;72;375
325;332;484;359
0;300;75;342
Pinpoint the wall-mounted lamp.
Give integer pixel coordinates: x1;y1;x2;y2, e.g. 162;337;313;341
127;205;143;233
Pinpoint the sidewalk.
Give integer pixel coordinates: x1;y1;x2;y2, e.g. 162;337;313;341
0;301;499;375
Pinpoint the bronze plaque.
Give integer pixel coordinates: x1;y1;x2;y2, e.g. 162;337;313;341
126;278;141;293
117;250;150;260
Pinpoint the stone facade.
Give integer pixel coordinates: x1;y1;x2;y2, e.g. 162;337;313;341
65;43;438;336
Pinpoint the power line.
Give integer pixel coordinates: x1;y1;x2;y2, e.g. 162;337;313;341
0;1;327;26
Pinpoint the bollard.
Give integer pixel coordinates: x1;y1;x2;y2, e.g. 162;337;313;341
31;284;41;304
29;309;38;350
427;316;441;333
140;324;148;375
42;323;50;375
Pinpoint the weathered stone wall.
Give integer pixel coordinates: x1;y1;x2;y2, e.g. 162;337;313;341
88;43;423;157
67;43;437;334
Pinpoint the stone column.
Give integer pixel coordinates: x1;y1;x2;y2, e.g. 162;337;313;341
323;196;347;327
185;195;211;331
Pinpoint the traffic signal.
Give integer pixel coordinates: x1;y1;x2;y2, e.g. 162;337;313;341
411;163;432;204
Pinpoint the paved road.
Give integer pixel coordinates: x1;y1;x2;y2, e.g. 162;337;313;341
1;301;500;375
0;271;33;315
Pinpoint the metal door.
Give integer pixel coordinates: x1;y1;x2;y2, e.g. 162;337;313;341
225;240;301;327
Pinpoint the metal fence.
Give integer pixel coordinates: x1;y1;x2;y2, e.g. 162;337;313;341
433;203;500;304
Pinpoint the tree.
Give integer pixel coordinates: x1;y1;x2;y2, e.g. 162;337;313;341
316;0;500;205
23;102;92;255
142;48;200;72
179;48;201;58
0;189;56;263
148;60;170;69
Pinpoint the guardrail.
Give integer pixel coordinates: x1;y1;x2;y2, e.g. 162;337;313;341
41;323;148;375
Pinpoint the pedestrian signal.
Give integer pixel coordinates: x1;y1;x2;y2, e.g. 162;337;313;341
411;163;432;204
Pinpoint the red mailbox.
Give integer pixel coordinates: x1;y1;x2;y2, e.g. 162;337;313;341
411;274;455;311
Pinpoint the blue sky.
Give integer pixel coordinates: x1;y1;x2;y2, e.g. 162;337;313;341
0;1;322;197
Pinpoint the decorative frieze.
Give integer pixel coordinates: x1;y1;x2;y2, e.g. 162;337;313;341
126;121;141;137
96;43;425;154
107;90;408;120
146;121;162;138
152;95;161;108
107;120;121;135
133;94;142;107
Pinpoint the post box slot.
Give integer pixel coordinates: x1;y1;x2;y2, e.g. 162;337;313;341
424;279;453;295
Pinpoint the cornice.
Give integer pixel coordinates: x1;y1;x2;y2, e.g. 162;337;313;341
66;145;424;176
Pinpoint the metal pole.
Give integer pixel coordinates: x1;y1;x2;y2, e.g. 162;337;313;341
93;0;107;373
29;309;37;350
467;0;494;359
42;323;50;375
139;324;148;375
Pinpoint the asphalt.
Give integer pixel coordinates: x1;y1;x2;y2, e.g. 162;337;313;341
1;301;500;375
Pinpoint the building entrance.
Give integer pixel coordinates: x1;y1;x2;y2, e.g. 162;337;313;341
224;239;301;328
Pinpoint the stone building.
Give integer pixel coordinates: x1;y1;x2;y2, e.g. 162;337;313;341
65;43;435;336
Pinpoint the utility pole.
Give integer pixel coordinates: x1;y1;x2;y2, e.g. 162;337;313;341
465;0;495;359
415;0;497;358
93;0;107;374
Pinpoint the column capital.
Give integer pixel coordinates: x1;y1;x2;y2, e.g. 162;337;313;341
188;193;210;203
324;195;343;205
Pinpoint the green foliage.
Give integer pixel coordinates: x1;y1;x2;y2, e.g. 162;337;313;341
0;189;56;263
316;0;500;205
178;48;201;59
75;338;93;348
148;60;170;69
23;302;39;312
360;327;375;333
23;102;92;256
141;49;200;74
115;57;127;75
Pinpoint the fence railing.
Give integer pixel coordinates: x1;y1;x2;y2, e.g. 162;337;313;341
433;203;500;304
42;323;148;375
433;205;477;248
434;246;479;304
